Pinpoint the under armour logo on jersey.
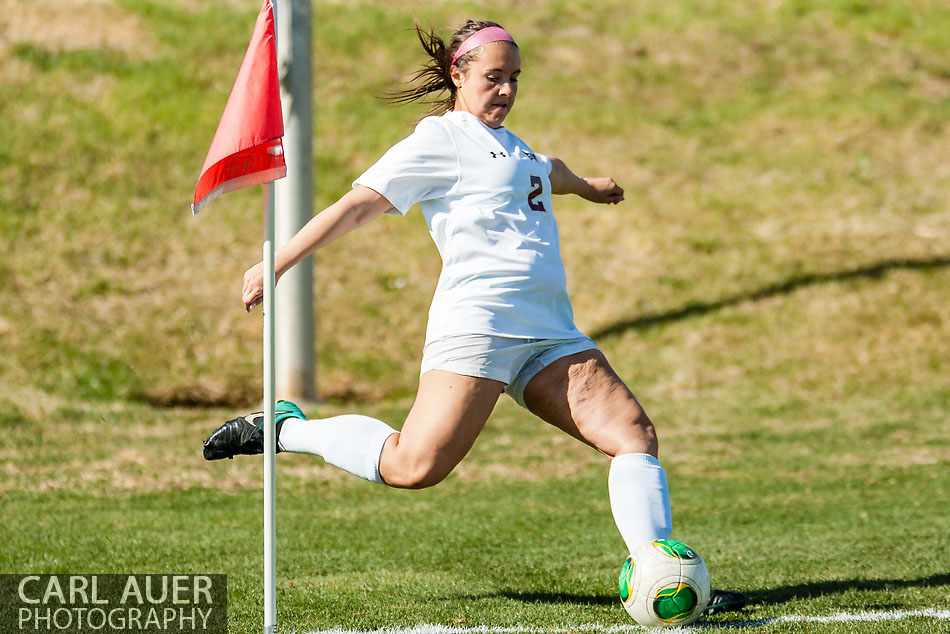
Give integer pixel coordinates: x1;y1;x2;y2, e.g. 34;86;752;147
490;151;507;159
521;150;538;162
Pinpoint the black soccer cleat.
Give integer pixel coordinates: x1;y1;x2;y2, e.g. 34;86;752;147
202;400;305;461
705;588;748;615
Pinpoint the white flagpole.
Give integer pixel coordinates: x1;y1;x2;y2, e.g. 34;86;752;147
263;6;279;634
263;181;277;634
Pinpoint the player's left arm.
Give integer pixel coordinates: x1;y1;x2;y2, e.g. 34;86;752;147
547;156;624;205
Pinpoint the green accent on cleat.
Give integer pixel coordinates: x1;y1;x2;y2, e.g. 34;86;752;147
275;400;305;424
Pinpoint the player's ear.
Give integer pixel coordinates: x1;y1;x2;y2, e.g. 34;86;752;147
449;64;463;89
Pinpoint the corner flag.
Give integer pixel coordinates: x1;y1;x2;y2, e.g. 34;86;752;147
192;3;284;633
192;0;285;214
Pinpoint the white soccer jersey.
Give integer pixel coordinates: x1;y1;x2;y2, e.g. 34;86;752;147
354;110;582;343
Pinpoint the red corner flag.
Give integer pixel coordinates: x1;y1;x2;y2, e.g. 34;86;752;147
192;0;285;214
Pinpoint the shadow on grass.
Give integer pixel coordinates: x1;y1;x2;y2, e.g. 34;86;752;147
484;572;950;608
590;256;950;339
493;591;616;606
748;572;950;606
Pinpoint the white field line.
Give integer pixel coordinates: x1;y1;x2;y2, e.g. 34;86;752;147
711;608;950;628
304;608;950;634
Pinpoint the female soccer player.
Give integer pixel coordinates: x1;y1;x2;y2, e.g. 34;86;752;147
203;19;744;615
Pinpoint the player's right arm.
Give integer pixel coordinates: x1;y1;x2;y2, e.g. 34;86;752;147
242;185;394;311
548;157;624;205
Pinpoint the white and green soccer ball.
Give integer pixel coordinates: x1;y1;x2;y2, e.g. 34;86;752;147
618;539;711;628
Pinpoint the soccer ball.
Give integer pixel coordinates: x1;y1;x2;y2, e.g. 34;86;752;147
618;539;711;627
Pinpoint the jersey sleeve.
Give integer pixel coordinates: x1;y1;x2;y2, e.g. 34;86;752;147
353;117;460;216
538;153;553;176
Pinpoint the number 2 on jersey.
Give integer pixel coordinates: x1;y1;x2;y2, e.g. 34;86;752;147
528;175;546;212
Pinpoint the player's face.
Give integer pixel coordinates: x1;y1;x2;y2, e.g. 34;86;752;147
452;43;521;129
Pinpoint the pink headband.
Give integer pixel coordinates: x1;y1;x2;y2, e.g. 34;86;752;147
451;26;516;65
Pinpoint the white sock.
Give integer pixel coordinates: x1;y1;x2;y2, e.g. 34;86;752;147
608;453;673;554
278;415;397;484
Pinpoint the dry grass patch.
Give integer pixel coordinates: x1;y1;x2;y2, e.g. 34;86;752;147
0;0;155;59
0;448;254;495
0;392;618;497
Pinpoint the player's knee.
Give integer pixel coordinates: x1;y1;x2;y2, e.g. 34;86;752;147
600;408;658;458
384;456;450;490
624;412;658;456
626;416;658;456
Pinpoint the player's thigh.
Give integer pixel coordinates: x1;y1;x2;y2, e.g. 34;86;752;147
522;349;657;458
379;369;505;488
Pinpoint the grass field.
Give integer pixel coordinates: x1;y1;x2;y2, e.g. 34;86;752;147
1;0;949;632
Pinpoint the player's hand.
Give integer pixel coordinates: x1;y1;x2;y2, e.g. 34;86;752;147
584;177;625;205
242;262;265;312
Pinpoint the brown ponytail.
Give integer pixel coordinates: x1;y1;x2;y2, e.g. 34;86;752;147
387;20;515;118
